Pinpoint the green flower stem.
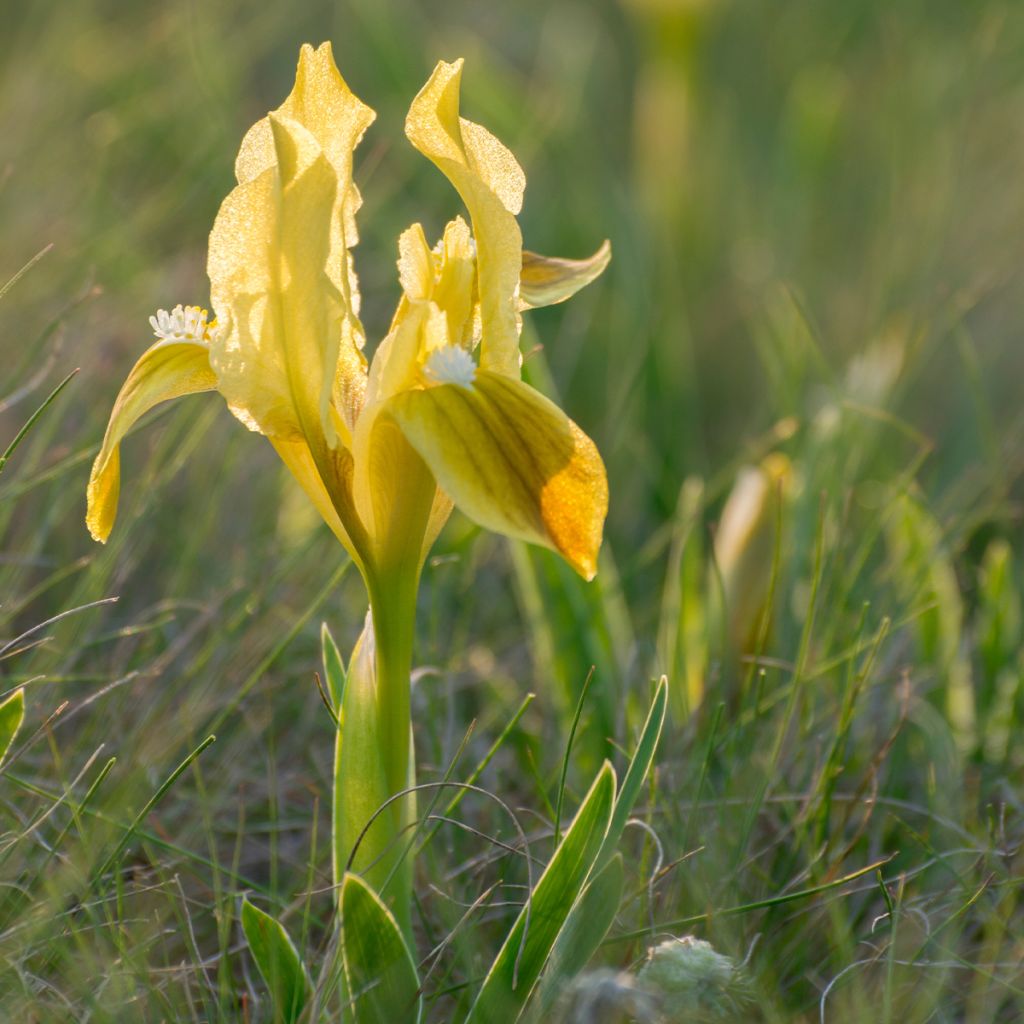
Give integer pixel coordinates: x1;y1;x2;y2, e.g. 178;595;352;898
332;567;419;941
368;570;419;937
368;571;418;813
333;438;435;941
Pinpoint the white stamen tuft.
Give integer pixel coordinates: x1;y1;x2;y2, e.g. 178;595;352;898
149;304;220;344
424;345;477;388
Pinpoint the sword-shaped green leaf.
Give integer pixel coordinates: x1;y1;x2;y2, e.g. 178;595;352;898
466;761;615;1023
341;872;422;1024
241;898;311;1024
597;676;668;870
532;852;625;1017
321;621;346;710
0;688;25;765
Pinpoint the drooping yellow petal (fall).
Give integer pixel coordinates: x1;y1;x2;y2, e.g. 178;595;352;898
386;371;607;579
233;41;374;435
86;340;217;542
519;240;612;310
208;114;340;451
406;60;524;378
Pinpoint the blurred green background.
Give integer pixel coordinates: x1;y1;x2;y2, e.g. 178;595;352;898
7;0;1024;587
4;0;1024;1020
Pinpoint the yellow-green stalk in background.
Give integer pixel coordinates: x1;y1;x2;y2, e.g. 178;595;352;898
712;453;791;666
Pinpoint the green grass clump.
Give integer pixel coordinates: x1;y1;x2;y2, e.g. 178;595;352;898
3;0;1024;1020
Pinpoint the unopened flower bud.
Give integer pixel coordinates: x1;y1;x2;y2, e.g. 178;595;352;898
713;453;791;655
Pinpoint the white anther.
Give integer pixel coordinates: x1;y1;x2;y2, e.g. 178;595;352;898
149;304;219;343
424;345;477;388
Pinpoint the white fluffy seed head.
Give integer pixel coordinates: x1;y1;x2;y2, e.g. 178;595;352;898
424;345;477;388
149;304;220;344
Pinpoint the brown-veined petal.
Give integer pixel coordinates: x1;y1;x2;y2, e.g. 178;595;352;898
386;371;607;579
86;339;217;542
234;41;374;434
270;435;368;568
405;60;524;379
519;240;612;310
208;114;340;451
421;488;455;565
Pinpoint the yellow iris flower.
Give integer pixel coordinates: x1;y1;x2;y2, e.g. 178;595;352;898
86;43;610;586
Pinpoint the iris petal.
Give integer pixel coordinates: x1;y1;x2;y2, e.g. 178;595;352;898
519;240;612;310
208;115;340;450
229;42;374;436
386;371;607;579
270;435;367;566
406;60;524;379
86;340;217;543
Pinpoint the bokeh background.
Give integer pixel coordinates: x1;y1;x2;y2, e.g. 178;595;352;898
4;0;1024;1020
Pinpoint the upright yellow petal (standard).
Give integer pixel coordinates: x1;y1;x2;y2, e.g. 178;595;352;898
431;217;478;348
86;338;217;542
386;371;607;579
519;240;612;310
396;222;435;303
405;60;524;378
235;43;374;223
233;42;375;436
393;217;477;350
208;115;340;451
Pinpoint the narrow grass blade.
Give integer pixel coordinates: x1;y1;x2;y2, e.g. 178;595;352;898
886;494;975;753
597;676;667;870
341;872;423;1024
466;761;616;1024
90;734;216;886
422;691;534;852
656;477;706;720
554;666;595;842
605;853;897;945
0;368;78;476
241;898;311;1024
0;243;52;303
532;852;625;1017
206;561;350;735
0;687;25;764
47;755;116;858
